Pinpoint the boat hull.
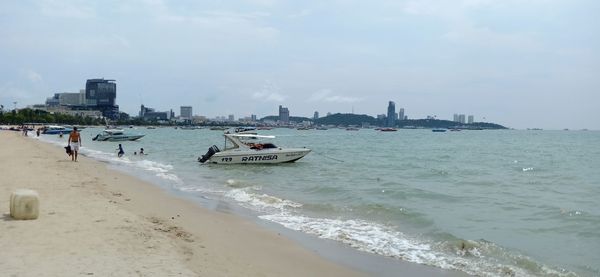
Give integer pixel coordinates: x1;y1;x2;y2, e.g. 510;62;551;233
95;135;145;141
43;129;72;135
208;149;310;164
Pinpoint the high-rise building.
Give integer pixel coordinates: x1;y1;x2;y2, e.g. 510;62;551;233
180;106;192;119
313;111;319;120
85;78;118;119
399;108;405;121
228;114;235;121
139;104;171;121
386;101;396;127
459;114;466;124
453;114;459;122
279;105;290;123
139;105;153;117
45;90;86;107
251;114;257;121
468;115;474;124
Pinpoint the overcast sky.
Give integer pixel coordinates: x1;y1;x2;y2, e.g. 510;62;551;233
1;0;598;129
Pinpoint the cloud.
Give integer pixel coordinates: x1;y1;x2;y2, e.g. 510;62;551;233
288;9;312;19
399;0;540;51
252;81;287;102
25;70;42;83
242;0;278;7
401;0;494;16
442;26;539;50
308;89;362;103
39;0;96;19
145;2;279;41
252;92;286;102
0;83;34;101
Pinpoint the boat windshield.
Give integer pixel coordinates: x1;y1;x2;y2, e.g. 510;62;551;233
223;136;241;151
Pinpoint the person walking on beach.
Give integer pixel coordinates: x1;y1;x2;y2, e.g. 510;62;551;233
117;144;125;158
68;127;82;162
139;148;145;155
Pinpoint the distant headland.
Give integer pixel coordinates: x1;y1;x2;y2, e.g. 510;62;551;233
260;113;507;129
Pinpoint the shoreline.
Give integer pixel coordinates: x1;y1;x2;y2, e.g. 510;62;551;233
1;131;466;276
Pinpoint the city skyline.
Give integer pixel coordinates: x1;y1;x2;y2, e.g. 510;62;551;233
1;1;599;129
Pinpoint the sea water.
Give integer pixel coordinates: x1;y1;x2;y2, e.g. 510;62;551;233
37;128;600;276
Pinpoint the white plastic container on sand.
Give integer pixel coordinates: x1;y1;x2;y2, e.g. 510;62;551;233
10;189;39;220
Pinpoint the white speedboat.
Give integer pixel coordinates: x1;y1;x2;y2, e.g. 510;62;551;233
42;125;73;135
92;129;145;141
198;134;311;164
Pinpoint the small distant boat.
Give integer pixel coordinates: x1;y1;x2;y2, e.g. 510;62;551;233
210;126;228;131
316;127;328;130
432;129;447;132
379;128;397;132
63;125;86;130
346;127;359;131
147;126;156;129
234;127;257;134
180;126;202;130
449;128;461;132
198;133;311;164
92;129;145;141
42;125;73;135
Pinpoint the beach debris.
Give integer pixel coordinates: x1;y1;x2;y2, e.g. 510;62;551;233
148;216;194;242
10;189;40;220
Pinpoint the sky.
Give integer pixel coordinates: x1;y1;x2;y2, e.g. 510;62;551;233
0;0;598;129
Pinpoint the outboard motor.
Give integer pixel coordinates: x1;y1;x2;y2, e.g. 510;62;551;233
198;145;220;163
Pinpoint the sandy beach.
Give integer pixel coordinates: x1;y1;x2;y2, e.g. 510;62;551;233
0;131;365;276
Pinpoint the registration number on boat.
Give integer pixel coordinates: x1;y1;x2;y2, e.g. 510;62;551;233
241;155;278;162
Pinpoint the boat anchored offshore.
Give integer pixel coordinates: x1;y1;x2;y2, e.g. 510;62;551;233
42;125;73;135
198;134;311;164
92;129;145;141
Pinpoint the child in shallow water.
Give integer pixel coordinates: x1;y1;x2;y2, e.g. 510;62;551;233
117;144;124;157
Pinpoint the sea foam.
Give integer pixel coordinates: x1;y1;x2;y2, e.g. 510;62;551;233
259;213;577;277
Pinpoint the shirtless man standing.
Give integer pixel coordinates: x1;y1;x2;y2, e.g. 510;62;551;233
68;127;82;162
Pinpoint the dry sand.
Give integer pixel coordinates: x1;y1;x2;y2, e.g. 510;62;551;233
0;131;364;276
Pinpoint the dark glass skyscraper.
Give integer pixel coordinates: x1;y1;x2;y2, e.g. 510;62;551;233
86;78;118;119
387;101;396;127
279;105;290;123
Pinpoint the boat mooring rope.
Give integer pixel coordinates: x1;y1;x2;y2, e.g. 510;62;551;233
312;151;345;162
